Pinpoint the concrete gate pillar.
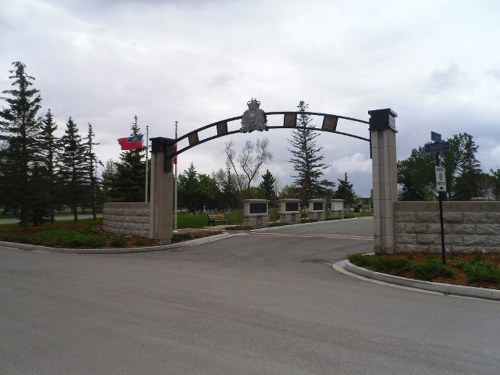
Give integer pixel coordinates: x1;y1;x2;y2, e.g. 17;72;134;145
369;109;398;254
149;137;174;244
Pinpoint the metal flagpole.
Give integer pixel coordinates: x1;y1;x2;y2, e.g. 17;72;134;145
145;125;149;202
174;121;178;232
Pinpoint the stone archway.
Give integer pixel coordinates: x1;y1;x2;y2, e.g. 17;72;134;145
149;101;398;254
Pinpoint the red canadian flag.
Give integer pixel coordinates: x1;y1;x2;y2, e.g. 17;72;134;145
118;134;144;150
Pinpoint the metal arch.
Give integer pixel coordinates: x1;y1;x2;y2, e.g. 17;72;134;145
169;111;370;160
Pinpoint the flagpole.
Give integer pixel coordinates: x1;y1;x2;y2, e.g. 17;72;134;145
174;121;178;232
145;125;149;203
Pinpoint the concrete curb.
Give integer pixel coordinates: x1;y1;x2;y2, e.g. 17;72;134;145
335;259;500;301
0;233;232;255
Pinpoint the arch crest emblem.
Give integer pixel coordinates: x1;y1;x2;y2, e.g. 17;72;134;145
241;98;268;133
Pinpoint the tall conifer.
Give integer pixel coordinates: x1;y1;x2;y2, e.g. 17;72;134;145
0;61;43;227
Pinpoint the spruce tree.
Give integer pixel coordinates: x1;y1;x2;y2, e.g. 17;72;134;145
0;61;43;228
109;115;146;201
335;173;357;208
84;123;102;219
39;109;60;222
259;169;278;208
288;100;330;206
59;117;87;222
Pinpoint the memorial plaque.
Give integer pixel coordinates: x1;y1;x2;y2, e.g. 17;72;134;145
249;202;268;214
313;202;324;211
285;202;299;212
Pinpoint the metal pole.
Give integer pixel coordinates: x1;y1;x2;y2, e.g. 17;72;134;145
145;125;149;202
174;121;178;232
436;152;446;264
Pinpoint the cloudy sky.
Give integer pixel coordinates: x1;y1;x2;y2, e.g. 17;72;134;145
1;0;499;197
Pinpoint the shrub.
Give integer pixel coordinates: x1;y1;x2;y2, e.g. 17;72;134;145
371;256;413;275
348;253;412;275
412;257;453;281
456;260;500;284
348;253;371;267
34;228;108;248
109;235;127;248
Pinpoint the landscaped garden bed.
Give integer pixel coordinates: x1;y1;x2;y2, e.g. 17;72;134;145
348;252;500;290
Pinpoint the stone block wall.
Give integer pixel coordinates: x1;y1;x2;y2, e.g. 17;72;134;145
394;201;500;253
103;202;150;237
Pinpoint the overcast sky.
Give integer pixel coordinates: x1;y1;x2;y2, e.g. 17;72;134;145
1;0;499;197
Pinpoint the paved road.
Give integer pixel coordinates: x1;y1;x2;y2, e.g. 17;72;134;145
1;218;499;374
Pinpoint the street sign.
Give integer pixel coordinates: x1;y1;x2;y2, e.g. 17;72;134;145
431;131;442;142
435;166;447;192
425;141;450;153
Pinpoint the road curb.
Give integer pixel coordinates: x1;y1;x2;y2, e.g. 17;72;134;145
0;233;232;255
336;259;500;301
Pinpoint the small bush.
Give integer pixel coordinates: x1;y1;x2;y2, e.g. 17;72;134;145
348;253;412;275
413;257;453;281
35;228;107;248
348;253;371;267
456;260;500;284
371;256;413;275
109;236;127;248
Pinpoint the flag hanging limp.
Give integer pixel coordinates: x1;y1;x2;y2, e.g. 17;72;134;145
118;133;144;150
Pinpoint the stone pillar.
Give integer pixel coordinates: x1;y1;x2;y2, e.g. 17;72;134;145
279;199;301;224
330;199;344;219
369;109;398;254
307;199;326;221
149;137;174;244
242;199;269;227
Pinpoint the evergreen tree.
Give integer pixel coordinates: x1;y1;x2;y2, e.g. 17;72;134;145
39;109;60;222
108;115;146;201
259;169;278;208
288;100;330;206
178;163;221;213
59;117;87;222
0;61;43;228
83;123;102;219
335;173;357;208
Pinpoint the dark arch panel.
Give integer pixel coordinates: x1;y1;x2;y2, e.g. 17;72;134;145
171;111;369;160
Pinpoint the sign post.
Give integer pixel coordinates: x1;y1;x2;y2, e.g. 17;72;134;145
425;132;449;264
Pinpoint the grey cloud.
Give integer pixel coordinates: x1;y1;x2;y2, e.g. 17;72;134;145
426;63;465;92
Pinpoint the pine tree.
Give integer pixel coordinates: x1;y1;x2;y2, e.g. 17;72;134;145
288;100;330;206
59;117;87;222
38;109;60;222
259;169;278;208
0;61;43;228
335;173;357;208
109;115;146;201
84;123;102;220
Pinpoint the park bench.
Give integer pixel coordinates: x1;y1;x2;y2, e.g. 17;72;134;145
207;213;231;226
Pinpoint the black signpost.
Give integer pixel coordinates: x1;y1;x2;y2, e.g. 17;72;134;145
425;132;449;264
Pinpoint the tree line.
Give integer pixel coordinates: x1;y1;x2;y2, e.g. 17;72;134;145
0;62;101;227
398;133;500;201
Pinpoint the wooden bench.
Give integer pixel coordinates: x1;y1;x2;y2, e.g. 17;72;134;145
207;213;231;226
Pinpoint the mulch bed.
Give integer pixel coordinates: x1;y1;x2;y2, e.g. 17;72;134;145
390;252;500;290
